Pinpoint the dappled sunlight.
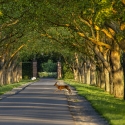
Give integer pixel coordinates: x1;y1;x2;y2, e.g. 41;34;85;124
66;79;125;125
0;79;75;125
0;115;72;125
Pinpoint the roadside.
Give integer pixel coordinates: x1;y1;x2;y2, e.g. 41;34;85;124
0;78;109;125
57;80;109;125
65;86;109;125
0;78;75;125
0;82;31;100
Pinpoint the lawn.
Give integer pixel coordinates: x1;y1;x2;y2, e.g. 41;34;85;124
65;79;125;125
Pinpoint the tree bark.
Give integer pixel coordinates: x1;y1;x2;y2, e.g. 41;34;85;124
73;68;79;81
86;60;91;84
122;52;125;99
90;62;96;85
110;44;124;98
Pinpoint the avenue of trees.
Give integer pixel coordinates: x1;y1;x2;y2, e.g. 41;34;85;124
0;0;125;99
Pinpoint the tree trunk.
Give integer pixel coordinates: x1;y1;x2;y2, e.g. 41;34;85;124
93;45;114;94
104;68;110;92
100;63;105;89
73;68;79;81
96;70;101;87
18;62;22;81
81;65;85;83
0;70;4;85
103;52;110;92
111;43;124;98
78;67;82;82
0;57;5;85
5;67;11;84
122;52;125;100
85;60;91;84
90;62;96;85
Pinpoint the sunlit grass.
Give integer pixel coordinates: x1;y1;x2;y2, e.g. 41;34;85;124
65;79;125;125
0;79;33;95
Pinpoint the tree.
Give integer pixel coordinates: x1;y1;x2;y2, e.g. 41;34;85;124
0;0;125;99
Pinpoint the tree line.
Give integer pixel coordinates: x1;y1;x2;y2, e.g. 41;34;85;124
0;0;125;99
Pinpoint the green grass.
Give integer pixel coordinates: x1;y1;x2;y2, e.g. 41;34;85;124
0;79;34;95
65;79;125;125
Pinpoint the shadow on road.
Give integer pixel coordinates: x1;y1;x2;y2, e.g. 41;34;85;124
0;79;75;125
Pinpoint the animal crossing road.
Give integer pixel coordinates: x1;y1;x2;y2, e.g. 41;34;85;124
0;79;75;125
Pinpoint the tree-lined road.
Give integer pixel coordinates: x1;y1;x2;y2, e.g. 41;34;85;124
0;79;75;125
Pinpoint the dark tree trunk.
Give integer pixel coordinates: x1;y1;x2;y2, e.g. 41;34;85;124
110;43;124;98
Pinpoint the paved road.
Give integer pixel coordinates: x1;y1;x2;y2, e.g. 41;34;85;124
0;79;75;125
0;78;109;125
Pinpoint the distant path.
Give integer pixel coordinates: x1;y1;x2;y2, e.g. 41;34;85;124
0;78;75;125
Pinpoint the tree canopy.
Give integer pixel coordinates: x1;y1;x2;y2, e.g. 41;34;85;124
0;0;125;98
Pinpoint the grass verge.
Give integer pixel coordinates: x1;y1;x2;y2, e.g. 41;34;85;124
0;79;36;95
65;79;125;125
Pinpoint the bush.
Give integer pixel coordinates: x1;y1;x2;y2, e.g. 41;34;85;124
41;60;57;72
63;71;74;79
38;72;57;78
23;75;29;80
62;64;74;79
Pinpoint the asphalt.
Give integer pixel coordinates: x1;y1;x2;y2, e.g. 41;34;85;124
0;78;109;125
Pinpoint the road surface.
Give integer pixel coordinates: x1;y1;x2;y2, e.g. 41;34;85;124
0;79;75;125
